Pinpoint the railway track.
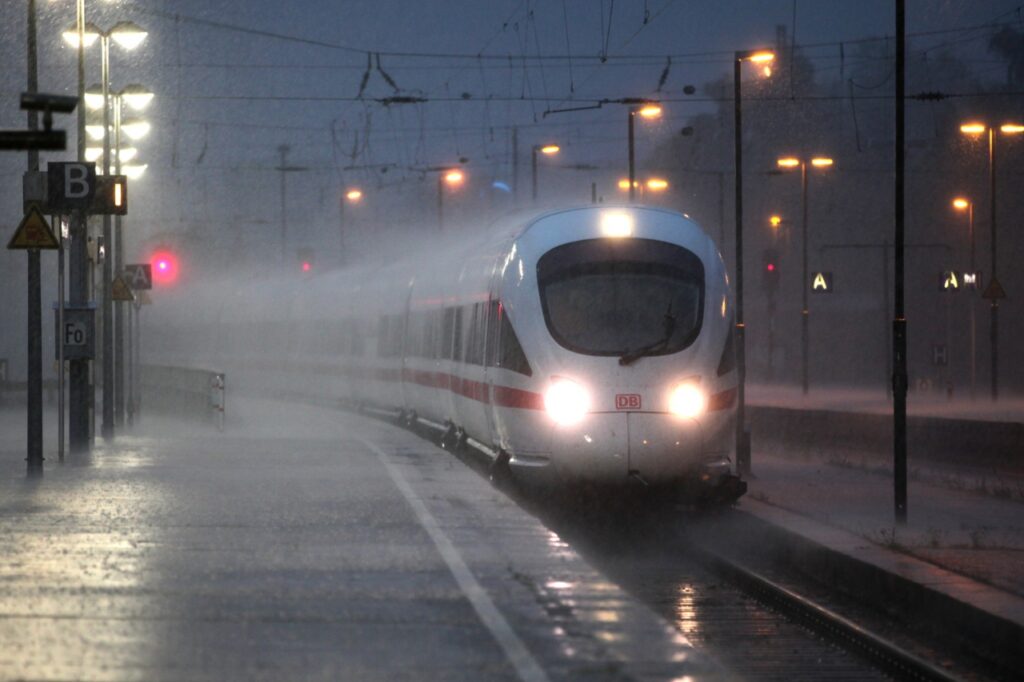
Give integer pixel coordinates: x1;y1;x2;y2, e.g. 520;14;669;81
296;393;994;680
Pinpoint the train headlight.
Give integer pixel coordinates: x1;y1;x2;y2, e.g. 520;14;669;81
668;383;706;419
544;377;591;426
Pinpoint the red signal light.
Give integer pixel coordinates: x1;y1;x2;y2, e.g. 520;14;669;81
766;263;775;272
150;250;179;285
301;261;312;272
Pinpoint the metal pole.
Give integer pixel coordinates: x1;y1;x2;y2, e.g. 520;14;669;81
437;174;444;232
126;301;133;427
511;126;518;204
893;0;908;525
531;146;538;203
801;162;809;395
988;128;998;401
628;109;636;202
57;215;65;462
101;35;114;441
69;0;90;453
733;55;750;477
968;203;976;400
278;144;289;264
26;0;44;474
114;97;125;427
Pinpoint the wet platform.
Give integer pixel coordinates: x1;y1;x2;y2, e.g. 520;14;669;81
730;420;1024;664
0;399;719;681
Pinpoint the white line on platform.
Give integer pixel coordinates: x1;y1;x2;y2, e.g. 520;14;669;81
360;438;550;682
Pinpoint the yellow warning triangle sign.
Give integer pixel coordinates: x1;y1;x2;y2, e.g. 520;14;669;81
982;277;1006;301
7;205;59;250
111;275;136;301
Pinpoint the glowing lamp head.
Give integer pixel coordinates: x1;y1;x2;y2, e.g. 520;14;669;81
952;198;970;211
301;261;312;273
777;157;800;169
62;22;101;49
668;383;707;419
110;22;148;51
539;144;560;155
600;211;634;238
747;50;775;64
345;188;363;202
811;157;834;168
766;262;775;272
544;377;591;426
960;122;986;135
617;178;635;190
1001;123;1024;134
444;169;464;185
646;178;669;191
637;104;662;119
769;215;782;228
150;251;178;285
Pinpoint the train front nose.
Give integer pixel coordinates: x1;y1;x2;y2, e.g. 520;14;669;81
544;412;708;486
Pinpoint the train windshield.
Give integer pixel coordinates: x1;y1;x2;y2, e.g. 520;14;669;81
537;238;705;357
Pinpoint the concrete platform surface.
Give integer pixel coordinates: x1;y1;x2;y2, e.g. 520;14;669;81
0;399;720;681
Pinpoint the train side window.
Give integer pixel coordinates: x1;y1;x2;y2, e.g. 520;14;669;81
484;300;500;367
491;303;532;376
465;303;484;366
452;307;464;361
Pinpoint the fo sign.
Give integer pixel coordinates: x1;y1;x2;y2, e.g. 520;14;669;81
53;305;95;360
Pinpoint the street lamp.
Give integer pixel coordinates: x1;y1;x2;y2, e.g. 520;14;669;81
338;188;363;265
958;120;1023;400
64;20;147;439
438;168;464;231
776;154;833;396
732;48;775;476
952;196;976;399
627;102;662;201
531;144;560;203
85;80;152;429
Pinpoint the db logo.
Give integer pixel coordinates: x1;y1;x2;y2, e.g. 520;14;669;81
615;394;642;410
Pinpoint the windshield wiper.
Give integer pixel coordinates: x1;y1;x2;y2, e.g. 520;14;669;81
618;304;676;366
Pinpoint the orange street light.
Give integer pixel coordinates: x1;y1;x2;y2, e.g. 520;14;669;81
811;157;834;168
746;50;775;64
769;214;782;228
957;118;1023;399
637;104;662;119
345;188;362;202
532;144;561;202
646;178;669;191
444;169;464;185
777;157;800;168
952;197;969;211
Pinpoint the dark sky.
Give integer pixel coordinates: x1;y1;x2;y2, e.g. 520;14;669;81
1;0;1021;254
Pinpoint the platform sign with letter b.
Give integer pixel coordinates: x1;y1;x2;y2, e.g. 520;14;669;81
46;162;96;211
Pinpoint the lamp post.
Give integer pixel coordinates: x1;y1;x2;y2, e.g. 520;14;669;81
339;188;362;265
952;197;976;399
732;48;774;476
958;121;1023;401
776;155;833;395
64;19;147;441
86;83;151;428
531;144;560;203
627;103;661;202
438;169;464;231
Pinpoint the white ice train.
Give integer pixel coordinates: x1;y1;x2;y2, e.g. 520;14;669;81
168;205;744;501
